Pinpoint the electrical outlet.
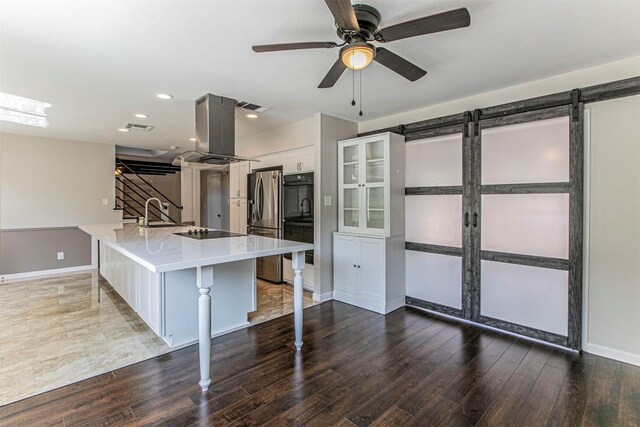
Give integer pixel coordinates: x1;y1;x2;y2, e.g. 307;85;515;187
102;198;109;206
323;195;333;207
57;252;64;260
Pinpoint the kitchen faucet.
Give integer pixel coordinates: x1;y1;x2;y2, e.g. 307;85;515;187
144;197;163;227
300;198;312;215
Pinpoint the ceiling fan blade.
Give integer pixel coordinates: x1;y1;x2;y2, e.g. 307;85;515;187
318;58;347;88
375;8;470;42
374;48;427;82
324;0;360;31
252;41;338;53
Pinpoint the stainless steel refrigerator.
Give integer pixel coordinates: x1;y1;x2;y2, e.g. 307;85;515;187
247;168;283;282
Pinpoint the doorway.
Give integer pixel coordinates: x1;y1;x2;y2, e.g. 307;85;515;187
201;172;229;229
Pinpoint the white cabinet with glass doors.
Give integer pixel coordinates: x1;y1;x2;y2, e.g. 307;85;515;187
334;132;405;314
338;132;404;237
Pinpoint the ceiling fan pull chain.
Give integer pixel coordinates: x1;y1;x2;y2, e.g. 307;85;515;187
359;70;363;116
351;67;356;106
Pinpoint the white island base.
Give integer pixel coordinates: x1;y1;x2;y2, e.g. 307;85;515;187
100;243;256;348
81;223;312;392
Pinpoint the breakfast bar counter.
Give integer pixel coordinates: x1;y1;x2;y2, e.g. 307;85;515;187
80;223;313;391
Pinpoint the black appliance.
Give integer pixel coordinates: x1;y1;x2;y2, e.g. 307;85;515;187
174;229;244;240
283;172;314;265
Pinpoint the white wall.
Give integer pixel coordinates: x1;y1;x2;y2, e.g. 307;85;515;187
360;56;640;133
235;116;316;157
0;133;120;229
358;55;640;364
585;95;640;365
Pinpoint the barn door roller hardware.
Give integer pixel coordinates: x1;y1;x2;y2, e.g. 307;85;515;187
473;109;482;136
463;111;472;137
571;88;581;122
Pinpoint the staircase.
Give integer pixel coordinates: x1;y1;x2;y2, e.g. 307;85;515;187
114;159;183;224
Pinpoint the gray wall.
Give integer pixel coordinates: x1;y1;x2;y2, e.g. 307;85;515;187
0;227;91;276
314;114;358;296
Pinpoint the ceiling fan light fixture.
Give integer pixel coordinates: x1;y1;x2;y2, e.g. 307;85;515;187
340;43;375;70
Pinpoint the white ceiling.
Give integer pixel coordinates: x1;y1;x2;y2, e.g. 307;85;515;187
1;0;639;150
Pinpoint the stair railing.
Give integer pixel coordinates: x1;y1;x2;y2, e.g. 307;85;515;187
115;184;181;224
116;160;183;210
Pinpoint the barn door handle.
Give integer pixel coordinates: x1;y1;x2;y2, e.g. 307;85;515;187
473;213;478;227
464;212;470;227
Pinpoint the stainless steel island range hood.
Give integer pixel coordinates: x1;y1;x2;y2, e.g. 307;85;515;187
172;94;256;166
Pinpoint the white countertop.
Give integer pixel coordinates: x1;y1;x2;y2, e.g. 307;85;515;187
80;223;314;273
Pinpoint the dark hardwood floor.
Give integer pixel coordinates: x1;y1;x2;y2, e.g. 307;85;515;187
1;301;639;426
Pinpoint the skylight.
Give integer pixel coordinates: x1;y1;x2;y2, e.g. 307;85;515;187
0;92;52;128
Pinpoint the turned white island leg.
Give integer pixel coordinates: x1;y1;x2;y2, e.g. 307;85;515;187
291;251;305;351
196;265;214;392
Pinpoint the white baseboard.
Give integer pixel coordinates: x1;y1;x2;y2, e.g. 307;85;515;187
384;297;406;314
0;265;95;282
333;290;405;315
163;321;252;349
313;291;334;302
585;343;640;367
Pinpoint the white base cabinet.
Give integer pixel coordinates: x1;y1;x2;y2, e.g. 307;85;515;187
100;242;255;347
333;232;405;314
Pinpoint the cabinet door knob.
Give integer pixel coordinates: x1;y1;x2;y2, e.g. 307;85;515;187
353;264;356;267
357;265;361;268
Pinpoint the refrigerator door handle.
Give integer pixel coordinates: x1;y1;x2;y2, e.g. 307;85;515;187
258;176;264;221
253;174;260;222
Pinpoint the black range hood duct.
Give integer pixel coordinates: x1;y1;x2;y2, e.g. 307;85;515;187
172;94;257;166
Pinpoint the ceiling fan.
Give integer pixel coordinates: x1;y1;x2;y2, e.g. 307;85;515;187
252;0;471;88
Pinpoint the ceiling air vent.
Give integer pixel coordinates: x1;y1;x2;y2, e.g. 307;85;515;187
123;122;155;132
235;101;270;113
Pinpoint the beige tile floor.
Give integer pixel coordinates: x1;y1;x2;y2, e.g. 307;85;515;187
249;279;319;324
0;271;317;406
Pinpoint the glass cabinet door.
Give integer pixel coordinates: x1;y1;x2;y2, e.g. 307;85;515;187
342;143;360;185
363;139;386;232
339;137;389;234
365;186;384;230
341;142;361;230
364;139;385;184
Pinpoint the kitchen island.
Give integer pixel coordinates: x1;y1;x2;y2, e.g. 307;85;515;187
80;223;313;391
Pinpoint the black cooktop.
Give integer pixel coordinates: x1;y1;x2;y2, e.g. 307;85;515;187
174;229;245;240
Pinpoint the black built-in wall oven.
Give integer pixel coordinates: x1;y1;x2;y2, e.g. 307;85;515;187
283;172;314;265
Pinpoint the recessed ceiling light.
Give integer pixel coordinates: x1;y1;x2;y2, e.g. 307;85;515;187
134;113;149;119
171;145;180;150
189;137;196;142
117;128;130;132
246;113;258;119
155;93;173;100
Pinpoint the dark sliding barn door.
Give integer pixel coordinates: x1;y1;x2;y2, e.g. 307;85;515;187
405;103;584;349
